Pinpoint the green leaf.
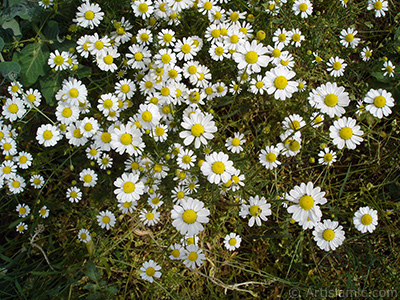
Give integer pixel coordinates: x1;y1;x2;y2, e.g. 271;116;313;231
13;42;49;86
85;261;102;282
39;71;65;106
0;37;4;51
0;61;21;80
0;2;39;25
2;18;20;36
43;20;60;42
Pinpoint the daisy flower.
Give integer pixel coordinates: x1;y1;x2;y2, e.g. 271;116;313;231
209;42;229;61
225;132;246;153
312;52;323;64
137;103;162;130
174;37;198;61
136;28;153;45
115;79;136;101
36;124;61;147
48;50;69;71
311;82;350;118
272;28;290;48
171;197;210;236
111;17;133;45
65;122;88;147
286;182;327;224
8;175;25;194
177;149;197;170
360;46;373;62
167;0;193;13
279;130;302;157
326;56;347;77
264;67;297;100
132;0;154;19
110;124;143;156
340;28;360;48
169;243;185;260
79;168;98;187
80;117;99;138
198;0;217;17
289;28;305;47
14;151;33;169
157;28;176;47
139;209;160;226
97;154;113;170
56;77;88;106
97;210;116;230
312;219;345;251
126;44;151;70
39;206;50;219
239;195;272;227
96;48;120;72
148;193;164;209
363;88;395;119
114;172;145;202
66;186;82;203
382;60;395;77
140;260;162;283
296;79;307;92
16;203;30;218
353;206;378;233
179;112;217;149
201;151;235;185
23;88;42;107
318;148;337;166
2;97;26;122
282;114;306;132
74;0;104;29
233;40;270;74
259;145;282;170
182;244;206;269
78;229;91;243
249;75;267;95
278;52;295;71
16;222;28;234
30;174;45;189
367;0;388;18
38;0;53;9
329;117;364;150
224;232;242;251
118;200;137;214
88;33;111;57
293;0;313;18
1;137;17;156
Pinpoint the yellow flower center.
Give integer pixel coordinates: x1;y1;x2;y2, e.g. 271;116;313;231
256;81;264;89
80;233;87;240
386;66;393;73
288;140;300;151
315;56;322;63
142;111;152;122
102;216;110;224
188;65;197;75
89;148;97;156
19;207;26;214
232;138;241;146
182;209;197;224
177;191;185;199
299;195;314;211
324;153;333;162
84;123;93;132
281;59;289;66
163;33;173;43
188;252;198;261
116;27;125;35
274;76;288;89
3;143;11;151
40;208;47;216
266;152;276;163
27;94;36;103
171;249;180;258
73;128;83;138
361;214;373;225
290;120;301;130
84;11;94;20
155;126;165;136
339;127;353;140
215;46;224;56
373;96;386;108
212;161;225;174
191;124;204;137
345;34;354;43
322;229;335;241
374;1;383;10
8;104;18;113
182;155;192;164
104;55;113;65
365;50;372;58
203;1;212;10
69;88;79;98
245;51;258;64
120;133;132;145
70;191;78;198
140;33;149;42
101;132;111;143
19;156;27;164
18;225;25;232
278;33;286;42
161;54;171;64
11;85;19;93
94;41;104;50
324;94;338;107
292;33;301;42
146;212;154;220
229;238;237;246
83;42;90;51
138;3;148;13
333;62;342;70
43;130;53;140
3;166;11;174
54;55;65;66
182;44;191;54
83;174;92;183
62;107;72;117
211;29;220;38
154;164;162;173
249;205;261;217
299;3;308;11
160;87;170;96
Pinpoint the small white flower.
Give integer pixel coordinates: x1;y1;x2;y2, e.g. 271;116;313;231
97;210;116;230
224;233;242;251
353;206;378;233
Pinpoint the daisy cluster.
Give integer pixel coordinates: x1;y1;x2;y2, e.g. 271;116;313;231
0;0;397;285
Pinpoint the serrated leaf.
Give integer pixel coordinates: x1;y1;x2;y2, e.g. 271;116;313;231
39;71;65;106
0;61;21;80
13;42;49;86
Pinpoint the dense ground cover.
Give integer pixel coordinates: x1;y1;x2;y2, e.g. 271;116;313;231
0;0;399;298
